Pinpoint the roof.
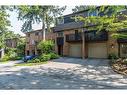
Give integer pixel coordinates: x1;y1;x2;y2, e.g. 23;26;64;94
25;27;55;34
25;29;42;34
54;22;85;32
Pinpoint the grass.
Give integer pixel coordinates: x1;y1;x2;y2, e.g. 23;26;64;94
0;61;9;63
14;61;47;66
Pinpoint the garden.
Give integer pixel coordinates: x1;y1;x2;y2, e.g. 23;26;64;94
15;40;59;66
109;53;127;75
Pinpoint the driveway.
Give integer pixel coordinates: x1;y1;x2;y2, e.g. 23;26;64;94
0;57;127;89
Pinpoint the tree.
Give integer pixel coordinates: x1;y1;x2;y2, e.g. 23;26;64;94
76;6;127;38
72;5;95;13
16;5;66;41
37;40;54;54
0;5;15;48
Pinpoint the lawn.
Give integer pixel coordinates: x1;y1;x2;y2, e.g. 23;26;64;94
14;61;47;66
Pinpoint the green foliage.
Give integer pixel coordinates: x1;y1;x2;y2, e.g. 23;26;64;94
16;37;25;56
49;52;60;59
27;58;41;63
0;54;10;62
26;53;59;63
72;5;95;13
76;6;127;38
37;40;54;54
16;5;66;32
38;54;51;62
108;53;118;59
15;62;47;66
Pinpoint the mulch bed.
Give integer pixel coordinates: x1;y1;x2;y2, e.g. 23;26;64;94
111;59;127;75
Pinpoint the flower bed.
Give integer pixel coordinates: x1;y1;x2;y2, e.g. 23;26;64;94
111;58;127;75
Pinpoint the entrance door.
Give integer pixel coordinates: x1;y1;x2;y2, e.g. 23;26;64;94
58;45;63;55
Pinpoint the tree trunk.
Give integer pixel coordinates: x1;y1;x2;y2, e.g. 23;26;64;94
42;13;46;41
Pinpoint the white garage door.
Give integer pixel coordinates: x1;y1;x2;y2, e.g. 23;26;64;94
88;43;107;58
69;44;82;57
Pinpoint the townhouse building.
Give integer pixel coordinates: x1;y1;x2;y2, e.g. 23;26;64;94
25;29;57;56
25;8;127;59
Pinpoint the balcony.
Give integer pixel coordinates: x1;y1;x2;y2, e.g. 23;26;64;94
117;38;127;43
57;37;64;45
85;31;108;42
66;33;82;42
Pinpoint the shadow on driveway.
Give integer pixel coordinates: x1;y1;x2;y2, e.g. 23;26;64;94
0;57;127;89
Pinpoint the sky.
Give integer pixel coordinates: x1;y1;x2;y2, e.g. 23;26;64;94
8;6;75;36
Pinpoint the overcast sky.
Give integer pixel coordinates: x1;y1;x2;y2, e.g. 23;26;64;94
8;6;75;36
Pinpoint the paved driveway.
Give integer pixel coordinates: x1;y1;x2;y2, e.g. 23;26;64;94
0;57;127;89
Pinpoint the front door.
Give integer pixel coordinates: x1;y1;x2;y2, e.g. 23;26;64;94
58;45;63;55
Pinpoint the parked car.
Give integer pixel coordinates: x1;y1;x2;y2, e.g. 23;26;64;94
23;55;37;62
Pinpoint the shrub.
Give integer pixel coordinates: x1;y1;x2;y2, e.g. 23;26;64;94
37;40;54;54
39;54;51;62
0;54;10;62
108;53;118;60
49;53;59;59
27;58;41;63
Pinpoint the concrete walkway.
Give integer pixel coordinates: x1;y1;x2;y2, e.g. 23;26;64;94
0;57;127;89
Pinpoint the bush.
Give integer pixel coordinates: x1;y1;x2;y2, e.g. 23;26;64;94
0;54;10;62
37;40;54;54
10;56;22;60
27;58;41;63
25;53;59;63
108;53;118;59
49;53;59;59
39;54;51;62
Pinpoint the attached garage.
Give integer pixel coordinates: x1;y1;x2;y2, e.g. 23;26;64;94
69;43;82;57
88;43;108;58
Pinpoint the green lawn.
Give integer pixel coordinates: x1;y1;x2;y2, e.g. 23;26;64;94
14;62;47;66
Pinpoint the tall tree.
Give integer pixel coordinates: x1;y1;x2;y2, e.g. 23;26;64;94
16;5;66;41
72;5;95;13
0;5;11;49
76;6;127;38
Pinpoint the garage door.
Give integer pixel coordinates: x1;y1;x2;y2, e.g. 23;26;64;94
88;43;107;58
69;44;82;57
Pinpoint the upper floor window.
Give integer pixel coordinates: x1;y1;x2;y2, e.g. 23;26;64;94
58;32;63;37
88;10;98;16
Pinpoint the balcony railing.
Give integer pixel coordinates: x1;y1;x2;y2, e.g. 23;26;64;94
66;33;82;42
117;38;127;43
85;31;108;42
65;31;108;42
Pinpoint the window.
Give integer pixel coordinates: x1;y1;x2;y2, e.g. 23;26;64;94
88;10;98;16
35;32;39;36
58;32;63;37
